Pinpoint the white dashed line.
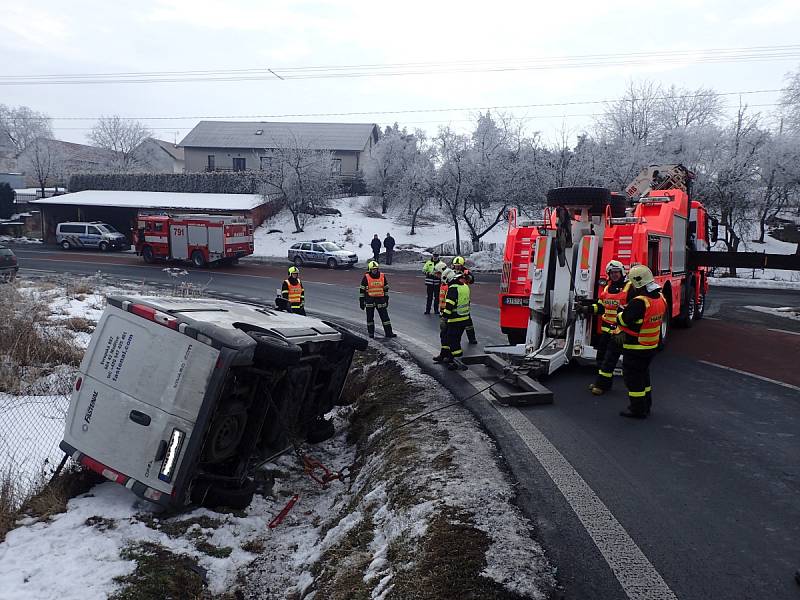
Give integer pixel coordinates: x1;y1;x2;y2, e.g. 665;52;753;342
698;360;800;392
411;338;677;600
768;328;800;337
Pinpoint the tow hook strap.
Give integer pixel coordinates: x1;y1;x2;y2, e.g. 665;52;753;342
268;494;300;529
302;455;350;486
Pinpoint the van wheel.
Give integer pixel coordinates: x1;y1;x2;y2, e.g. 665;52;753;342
205;402;248;463
191;251;206;268
192;477;256;511
142;246;154;264
250;332;302;367
99;241;109;252
306;416;335;444
61;240;71;250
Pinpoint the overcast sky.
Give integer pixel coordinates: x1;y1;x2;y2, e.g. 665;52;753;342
2;0;800;146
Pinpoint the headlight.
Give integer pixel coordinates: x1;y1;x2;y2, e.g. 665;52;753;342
158;428;185;482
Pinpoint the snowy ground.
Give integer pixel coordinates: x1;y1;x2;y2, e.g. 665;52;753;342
0;276;556;599
709;233;800;286
744;305;800;321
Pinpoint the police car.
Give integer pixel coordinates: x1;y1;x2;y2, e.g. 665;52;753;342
288;239;358;269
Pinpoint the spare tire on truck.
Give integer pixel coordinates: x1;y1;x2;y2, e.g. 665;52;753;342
546;187;612;214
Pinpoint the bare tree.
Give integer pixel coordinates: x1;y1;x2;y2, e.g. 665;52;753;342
780;65;800;133
17;139;66;198
597;80;662;143
0;104;53;155
88;115;151;172
256;135;339;233
431;127;470;255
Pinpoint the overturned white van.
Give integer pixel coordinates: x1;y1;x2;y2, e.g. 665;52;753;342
60;296;367;510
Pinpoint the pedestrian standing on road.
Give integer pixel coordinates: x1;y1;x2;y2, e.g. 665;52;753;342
615;265;666;419
433;268;456;363
359;260;397;339
422;252;441;315
451;256;477;344
384;233;396;265
280;266;306;315
578;260;633;395
370;234;381;262
440;270;471;371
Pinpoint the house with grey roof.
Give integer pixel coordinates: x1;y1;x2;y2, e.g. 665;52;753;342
179;121;379;177
135;137;185;173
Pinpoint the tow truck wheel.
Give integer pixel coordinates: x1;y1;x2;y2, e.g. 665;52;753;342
142;246;154;263
659;302;671;349
546;187;611;213
695;291;706;320
191;250;207;268
507;329;526;345
675;281;695;328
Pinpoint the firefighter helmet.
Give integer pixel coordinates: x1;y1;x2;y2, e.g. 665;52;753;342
628;264;655;289
368;260;379;270
605;260;626;276
452;256;466;266
288;266;299;276
442;268;456;283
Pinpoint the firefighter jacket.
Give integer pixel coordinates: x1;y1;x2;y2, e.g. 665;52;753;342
616;290;667;351
281;278;305;307
439;280;451;312
423;260;440;286
360;272;389;301
591;280;633;333
443;283;471;324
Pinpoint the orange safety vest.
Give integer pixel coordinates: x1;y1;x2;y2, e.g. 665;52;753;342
285;279;303;305
617;294;666;350
439;281;449;311
599;281;631;332
366;272;386;298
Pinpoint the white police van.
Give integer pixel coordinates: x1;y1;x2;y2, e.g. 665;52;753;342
60;296;367;510
56;221;130;251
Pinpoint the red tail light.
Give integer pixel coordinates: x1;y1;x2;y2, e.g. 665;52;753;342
80;456;128;484
130;304;179;329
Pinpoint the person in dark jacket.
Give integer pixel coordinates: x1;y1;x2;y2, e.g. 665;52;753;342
370;234;381;262
384;233;396;265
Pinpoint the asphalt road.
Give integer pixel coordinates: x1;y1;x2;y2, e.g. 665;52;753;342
11;245;800;600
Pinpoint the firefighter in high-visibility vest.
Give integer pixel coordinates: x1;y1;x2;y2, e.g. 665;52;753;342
433;268;457;363
615;265;667;419
440;270;471;371
359;261;397;339
581;260;634;395
281;266;306;315
422;253;442;315
452;256;477;345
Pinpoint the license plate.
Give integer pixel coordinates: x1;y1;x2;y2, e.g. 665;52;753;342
503;296;529;306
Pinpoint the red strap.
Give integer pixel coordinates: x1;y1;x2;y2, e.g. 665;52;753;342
268;494;300;529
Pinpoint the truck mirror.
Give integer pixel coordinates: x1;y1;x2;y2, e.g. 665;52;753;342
709;217;719;243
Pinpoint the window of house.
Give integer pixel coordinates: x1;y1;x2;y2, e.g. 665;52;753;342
207;155;215;170
331;158;342;174
260;156;273;170
233;157;246;171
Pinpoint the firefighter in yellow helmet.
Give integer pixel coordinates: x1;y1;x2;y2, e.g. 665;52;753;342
359;261;396;339
432;268;457;363
579;260;634;395
451;256;477;344
281;266;306;315
440;269;471;371
615;264;667;419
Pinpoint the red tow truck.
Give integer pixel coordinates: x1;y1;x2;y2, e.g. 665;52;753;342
133;213;254;267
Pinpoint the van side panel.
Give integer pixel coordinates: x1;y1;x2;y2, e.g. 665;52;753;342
80;306;220;422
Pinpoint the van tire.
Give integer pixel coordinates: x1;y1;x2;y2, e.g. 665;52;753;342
205;402;248;463
142;246;154;263
194;477;256;510
306;416;335;444
191;251;206;268
546;187;611;213
61;240;71;250
99;241;109;252
250;332;302;367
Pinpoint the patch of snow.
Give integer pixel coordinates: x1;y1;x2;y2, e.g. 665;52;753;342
0;235;41;244
744;305;800;321
708;277;800;290
29;190;265;211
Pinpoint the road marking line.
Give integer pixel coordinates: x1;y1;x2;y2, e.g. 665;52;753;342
768;328;800;336
410;337;676;599
698;360;800;392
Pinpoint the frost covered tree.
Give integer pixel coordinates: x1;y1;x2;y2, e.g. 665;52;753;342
0;104;52;155
18;138;67;199
780;65;800;134
431;127;470;255
256;136;339;233
88;115;151;172
363;125;417;214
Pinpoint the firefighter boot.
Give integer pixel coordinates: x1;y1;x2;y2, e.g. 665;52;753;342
447;358;468;371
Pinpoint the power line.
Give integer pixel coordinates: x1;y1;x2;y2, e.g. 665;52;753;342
2;45;800;86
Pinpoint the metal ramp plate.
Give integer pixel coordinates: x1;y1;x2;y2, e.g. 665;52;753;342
460;354;553;406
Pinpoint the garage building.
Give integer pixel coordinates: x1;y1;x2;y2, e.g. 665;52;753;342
31;190;272;244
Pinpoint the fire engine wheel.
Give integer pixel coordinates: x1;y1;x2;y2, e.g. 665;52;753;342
192;477;256;511
546;187;611;213
659;302;671;349
327;258;337;269
60;240;71;250
191;251;207;268
142;246;155;264
205;402;248;463
250;331;303;367
675;281;696;329
98;241;109;252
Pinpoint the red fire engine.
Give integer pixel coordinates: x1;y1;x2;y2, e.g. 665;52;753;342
133;213;254;267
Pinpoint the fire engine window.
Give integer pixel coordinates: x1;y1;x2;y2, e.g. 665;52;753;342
647;238;659;273
154;222;165;233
